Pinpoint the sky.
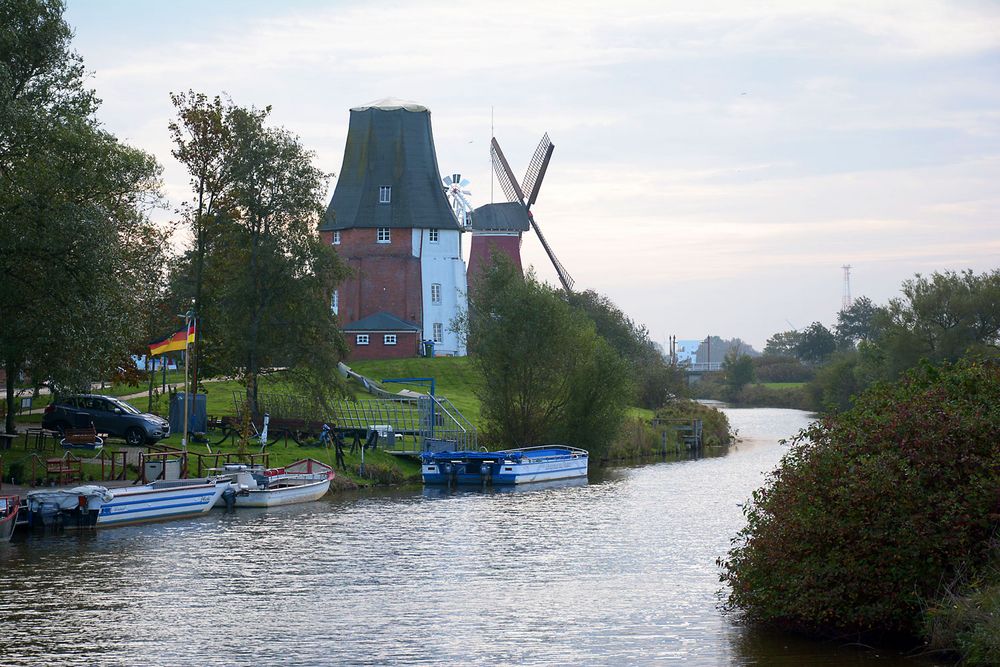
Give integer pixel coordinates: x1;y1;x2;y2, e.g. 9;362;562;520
64;0;1000;350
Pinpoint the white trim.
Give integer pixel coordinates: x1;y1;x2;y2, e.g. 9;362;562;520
379;185;391;204
330;289;338;315
433;323;443;344
377;227;391;243
384;334;397;346
332;230;341;245
429;228;439;243
431;283;441;304
356;334;369;345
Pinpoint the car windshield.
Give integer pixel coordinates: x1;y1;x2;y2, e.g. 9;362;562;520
107;397;141;415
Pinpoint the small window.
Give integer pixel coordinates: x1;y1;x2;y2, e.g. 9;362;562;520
356;334;369;345
429;229;439;243
433;323;443;344
431;283;441;304
330;290;338;315
379;186;391;204
377;228;391;244
384;334;397;346
332;231;341;245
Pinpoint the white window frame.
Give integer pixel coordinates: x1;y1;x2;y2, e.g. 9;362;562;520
377;228;391;244
330;289;338;315
356;334;369;346
384;334;397;346
433;323;443;344
379;186;391;204
431;283;441;305
332;230;341;245
428;229;439;243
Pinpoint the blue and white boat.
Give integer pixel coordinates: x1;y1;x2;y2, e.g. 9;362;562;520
26;478;230;528
421;445;588;485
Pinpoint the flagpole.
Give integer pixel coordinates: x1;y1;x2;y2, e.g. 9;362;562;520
182;310;191;451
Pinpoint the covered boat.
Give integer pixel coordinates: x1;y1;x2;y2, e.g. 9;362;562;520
0;495;19;541
220;458;334;508
26;479;230;528
421;445;588;485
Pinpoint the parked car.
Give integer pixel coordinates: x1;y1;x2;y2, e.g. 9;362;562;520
42;394;170;446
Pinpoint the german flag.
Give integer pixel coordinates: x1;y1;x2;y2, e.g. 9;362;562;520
149;323;196;356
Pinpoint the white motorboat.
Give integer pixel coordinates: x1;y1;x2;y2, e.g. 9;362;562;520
220;458;334;508
27;478;230;528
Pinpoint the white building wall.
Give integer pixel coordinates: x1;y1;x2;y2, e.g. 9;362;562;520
415;228;467;356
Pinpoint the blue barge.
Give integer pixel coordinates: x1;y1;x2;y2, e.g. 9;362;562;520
420;445;588;485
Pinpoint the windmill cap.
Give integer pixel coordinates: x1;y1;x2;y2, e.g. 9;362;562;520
351;97;428;112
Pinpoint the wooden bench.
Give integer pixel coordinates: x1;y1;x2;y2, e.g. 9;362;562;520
46;454;82;485
61;425;104;451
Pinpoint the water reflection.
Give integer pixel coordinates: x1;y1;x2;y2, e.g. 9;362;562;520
0;407;942;665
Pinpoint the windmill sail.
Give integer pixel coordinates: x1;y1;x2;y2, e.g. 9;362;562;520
521;133;554;208
490;134;575;292
528;212;575;292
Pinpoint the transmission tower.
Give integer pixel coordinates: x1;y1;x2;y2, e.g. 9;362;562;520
841;265;853;311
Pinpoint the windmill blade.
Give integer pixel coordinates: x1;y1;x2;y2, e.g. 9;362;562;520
490;138;525;204
522;133;554;208
459;178;470;187
443;175;454;186
528;211;575;292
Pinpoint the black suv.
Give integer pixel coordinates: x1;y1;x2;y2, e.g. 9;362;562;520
42;394;170;446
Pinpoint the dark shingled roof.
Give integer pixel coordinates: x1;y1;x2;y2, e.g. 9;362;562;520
321;101;461;232
471;202;531;232
342;311;420;332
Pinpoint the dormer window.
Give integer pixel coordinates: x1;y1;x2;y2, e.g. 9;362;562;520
379;186;391;204
429;229;439;243
377;228;391;243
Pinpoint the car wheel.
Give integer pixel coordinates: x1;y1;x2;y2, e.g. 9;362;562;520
125;427;145;447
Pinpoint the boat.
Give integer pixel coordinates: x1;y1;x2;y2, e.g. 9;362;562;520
0;495;19;541
26;478;230;528
420;445;589;485
219;458;334;508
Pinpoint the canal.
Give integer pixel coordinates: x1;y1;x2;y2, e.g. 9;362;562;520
0;407;942;665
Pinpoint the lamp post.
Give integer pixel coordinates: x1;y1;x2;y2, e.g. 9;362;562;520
180;308;195;450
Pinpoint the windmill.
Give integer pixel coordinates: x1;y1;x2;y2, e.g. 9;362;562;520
443;173;473;228
489;133;575;292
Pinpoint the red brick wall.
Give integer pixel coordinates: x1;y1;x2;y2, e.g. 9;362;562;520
467;234;522;285
324;229;422;327
346;331;420;361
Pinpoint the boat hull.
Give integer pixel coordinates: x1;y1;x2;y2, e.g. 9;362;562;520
233;477;332;508
27;480;228;528
421;446;588;485
0;496;18;541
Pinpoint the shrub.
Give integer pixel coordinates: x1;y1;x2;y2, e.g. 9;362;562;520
925;575;1000;665
719;361;1000;638
656;399;732;447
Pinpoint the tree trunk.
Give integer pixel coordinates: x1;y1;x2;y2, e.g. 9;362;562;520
4;361;16;435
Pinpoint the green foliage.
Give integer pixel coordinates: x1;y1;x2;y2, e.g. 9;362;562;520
723;352;755;395
565;290;685;408
655;398;732;447
0;0;164;432
720;361;1000;638
460;258;631;456
925;576;1000;666
835;296;884;348
753;355;814;383
794;322;837;365
763;330;801;357
167;94;350;413
732;383;812;410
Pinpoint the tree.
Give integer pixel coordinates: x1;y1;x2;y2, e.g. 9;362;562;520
794;322;837;365
565;289;685;408
723;351;755;395
835;296;883;348
763;330;802;357
0;0;163;433
461;258;631;456
167;99;350;412
721;361;1000;638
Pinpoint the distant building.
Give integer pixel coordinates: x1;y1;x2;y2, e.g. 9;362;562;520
320;98;467;360
675;340;702;365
